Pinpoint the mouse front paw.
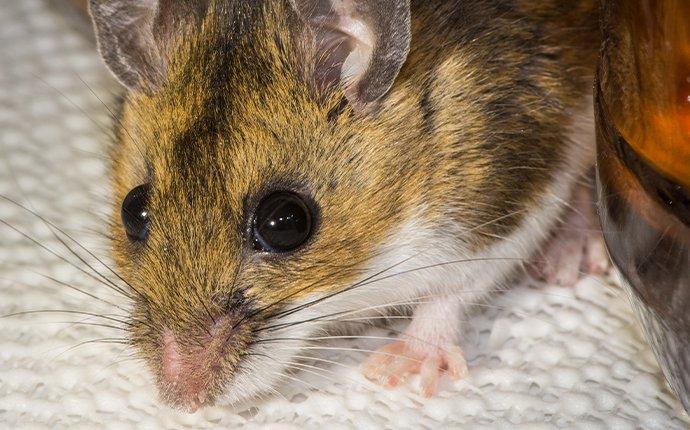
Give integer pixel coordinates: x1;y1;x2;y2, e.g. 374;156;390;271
361;340;468;397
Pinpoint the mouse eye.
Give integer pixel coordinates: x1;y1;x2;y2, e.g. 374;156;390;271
121;184;151;242
252;192;313;253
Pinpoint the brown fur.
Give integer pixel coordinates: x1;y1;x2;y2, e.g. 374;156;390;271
108;0;600;408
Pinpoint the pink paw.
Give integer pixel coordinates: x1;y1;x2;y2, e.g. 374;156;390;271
530;180;610;286
361;341;468;397
530;229;609;286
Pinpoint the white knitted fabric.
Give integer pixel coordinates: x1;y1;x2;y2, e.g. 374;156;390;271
0;1;688;429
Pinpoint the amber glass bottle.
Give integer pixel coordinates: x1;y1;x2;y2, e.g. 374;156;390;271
596;0;690;412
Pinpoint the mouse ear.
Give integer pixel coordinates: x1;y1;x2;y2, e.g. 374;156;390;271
89;0;208;91
291;0;411;107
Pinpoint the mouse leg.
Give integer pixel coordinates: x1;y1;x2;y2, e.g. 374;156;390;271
361;297;468;397
529;179;609;286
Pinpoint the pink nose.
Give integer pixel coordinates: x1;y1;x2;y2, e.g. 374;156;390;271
159;317;233;412
161;330;209;411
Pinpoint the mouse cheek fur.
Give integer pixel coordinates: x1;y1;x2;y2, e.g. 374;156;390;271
213;325;314;406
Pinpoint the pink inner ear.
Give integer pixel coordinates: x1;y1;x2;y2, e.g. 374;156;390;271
337;16;374;88
307;5;374;102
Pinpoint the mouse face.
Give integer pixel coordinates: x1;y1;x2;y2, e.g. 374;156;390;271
112;71;424;410
96;0;427;410
92;0;597;410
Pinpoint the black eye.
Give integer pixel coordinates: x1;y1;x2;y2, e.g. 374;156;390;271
121;184;151;242
252;192;313;252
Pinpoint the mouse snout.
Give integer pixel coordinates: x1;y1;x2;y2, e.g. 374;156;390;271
158;315;246;412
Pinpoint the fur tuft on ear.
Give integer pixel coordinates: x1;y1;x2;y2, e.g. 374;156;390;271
89;0;209;91
292;0;411;107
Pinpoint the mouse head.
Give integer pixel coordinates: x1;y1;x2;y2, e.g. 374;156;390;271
89;0;433;411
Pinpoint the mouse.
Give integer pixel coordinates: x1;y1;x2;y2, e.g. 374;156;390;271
88;0;603;411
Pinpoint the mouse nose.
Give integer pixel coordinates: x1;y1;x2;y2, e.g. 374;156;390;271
161;330;205;411
159;316;238;412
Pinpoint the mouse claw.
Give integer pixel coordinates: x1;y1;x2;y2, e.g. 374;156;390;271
362;340;468;397
443;344;468;380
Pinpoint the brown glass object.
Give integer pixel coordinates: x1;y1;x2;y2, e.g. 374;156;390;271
597;0;690;412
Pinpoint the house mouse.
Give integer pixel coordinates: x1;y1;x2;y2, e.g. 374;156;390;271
88;0;602;411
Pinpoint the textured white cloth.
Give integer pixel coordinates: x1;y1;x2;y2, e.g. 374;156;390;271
0;1;688;429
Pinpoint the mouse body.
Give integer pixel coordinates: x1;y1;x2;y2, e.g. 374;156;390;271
89;0;600;410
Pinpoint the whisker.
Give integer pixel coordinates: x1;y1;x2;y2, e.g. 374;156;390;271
270;370;323;394
99;352;143;373
28;271;128;313
51;337;131;360
265;299;563;335
289;353;358;370
258;277;615;338
226;249;409;345
74;75;149;163
103;354;141;367
262;256;526;325
275;258;612;336
261;315;468;358
0;215;132;300
0;195;145;301
0;309;132;327
257;334;404;345
31;72;114;140
50;321;128;332
238;250;407;327
274;346;422;364
465;208;529;234
259;295;464;333
280;361;345;386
